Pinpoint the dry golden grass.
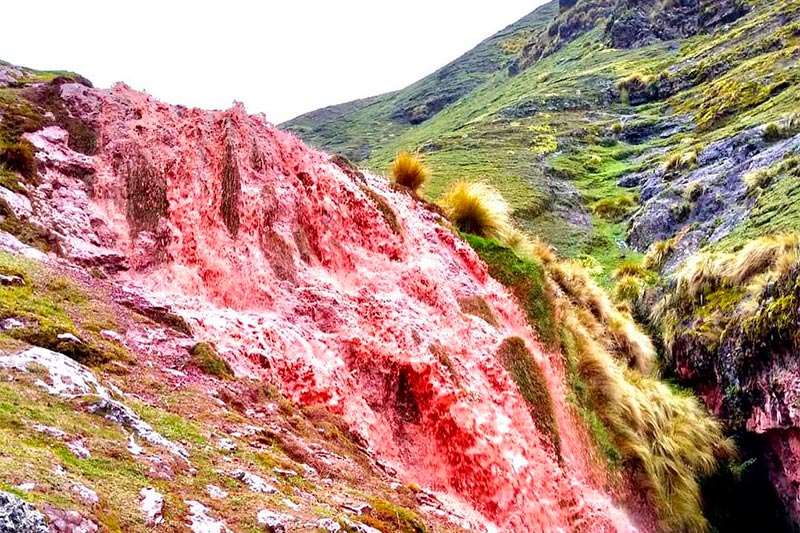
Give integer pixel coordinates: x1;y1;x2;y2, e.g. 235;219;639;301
515;237;732;532
392;151;429;192
448;184;732;530
643;239;675;270
654;232;800;351
613;274;643;303
672;233;800;302
611;259;647;280
439;181;513;241
664;149;698;173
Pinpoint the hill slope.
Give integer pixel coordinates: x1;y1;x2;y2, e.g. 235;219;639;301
283;1;559;161
283;0;799;282
0;57;748;532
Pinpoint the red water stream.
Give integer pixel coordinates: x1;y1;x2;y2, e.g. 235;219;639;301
65;84;640;532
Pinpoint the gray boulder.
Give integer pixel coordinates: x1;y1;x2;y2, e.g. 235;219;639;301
0;491;49;533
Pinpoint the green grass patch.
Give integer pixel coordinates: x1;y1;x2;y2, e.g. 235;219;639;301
464;234;557;347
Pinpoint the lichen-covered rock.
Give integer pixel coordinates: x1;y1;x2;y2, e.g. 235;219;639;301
0;491;48;533
42;504;98;533
628;128;800;271
667;265;800;525
139;488;164;526
605;0;747;48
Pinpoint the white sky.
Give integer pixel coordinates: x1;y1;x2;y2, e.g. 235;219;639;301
0;1;545;124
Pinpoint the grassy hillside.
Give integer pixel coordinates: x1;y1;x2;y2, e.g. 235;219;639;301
282;0;559;161
284;0;800;286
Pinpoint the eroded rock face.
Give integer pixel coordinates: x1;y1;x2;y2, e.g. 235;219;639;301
605;0;747;49
669;267;800;526
628;128;800;271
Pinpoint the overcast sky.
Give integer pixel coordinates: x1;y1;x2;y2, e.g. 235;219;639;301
0;1;546;124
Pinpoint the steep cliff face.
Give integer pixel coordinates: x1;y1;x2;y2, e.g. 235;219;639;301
0;77;648;531
659;257;800;528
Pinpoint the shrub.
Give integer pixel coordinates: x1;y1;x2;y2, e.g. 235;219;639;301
592;195;637;221
0;140;37;178
392;151;428;193
643;239;675;270
189;341;234;379
439;181;512;240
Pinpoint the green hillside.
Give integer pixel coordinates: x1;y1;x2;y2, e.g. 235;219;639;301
283;0;800;284
283;1;559;161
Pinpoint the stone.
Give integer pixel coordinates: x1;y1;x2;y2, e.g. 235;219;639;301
185;500;233;533
229;470;278;494
0;346;109;397
0;187;32;218
342;517;382;533
42;504;98;533
89;398;188;458
56;333;82;344
1;318;26;330
280;498;299;511
71;484;99;507
0;274;25;287
0;490;49;533
31;424;68;439
217;438;236;452
205;485;228;499
256;510;294;533
127;435;144;456
139;488;164;526
342;502;372;515
66;440;91;459
315;518;342;533
16;483;35;492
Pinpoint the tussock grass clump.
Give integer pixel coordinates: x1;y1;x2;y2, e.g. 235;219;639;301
762;114;800;142
480;234;734;531
613;274;643;305
189;341;234;379
616;72;661;105
611;259;647;280
0;140;37;179
643;239;675;270
392;151;428;193
653;233;800;350
672;233;800;302
440;181;512;241
592;195;637;221
664;149;698;173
